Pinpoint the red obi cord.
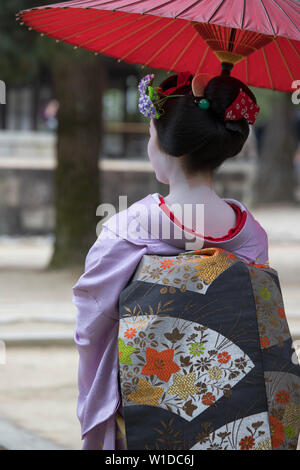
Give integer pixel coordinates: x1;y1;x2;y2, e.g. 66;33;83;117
158;195;247;241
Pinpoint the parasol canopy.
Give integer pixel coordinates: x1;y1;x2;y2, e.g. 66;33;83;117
18;0;300;92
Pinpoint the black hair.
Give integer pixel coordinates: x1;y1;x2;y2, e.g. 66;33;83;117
153;68;258;174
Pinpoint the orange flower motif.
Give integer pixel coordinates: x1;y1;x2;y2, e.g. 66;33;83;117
260;336;270;349
217;351;231;364
239;435;255;450
269;416;285;449
141;347;180;382
202;392;215;406
124;328;137;339
160;259;174;269
277;307;285;319
275;390;290;405
227;252;236;260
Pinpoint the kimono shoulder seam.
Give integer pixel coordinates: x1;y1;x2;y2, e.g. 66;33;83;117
102;223;151;249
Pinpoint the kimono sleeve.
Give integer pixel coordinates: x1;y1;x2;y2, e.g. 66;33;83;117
72;225;148;445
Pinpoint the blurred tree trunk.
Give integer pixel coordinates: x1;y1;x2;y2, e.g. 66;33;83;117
48;53;107;268
253;92;298;205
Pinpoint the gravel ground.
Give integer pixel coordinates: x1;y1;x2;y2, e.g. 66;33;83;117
0;345;81;449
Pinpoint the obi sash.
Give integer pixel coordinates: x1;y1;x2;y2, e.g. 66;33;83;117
117;247;300;450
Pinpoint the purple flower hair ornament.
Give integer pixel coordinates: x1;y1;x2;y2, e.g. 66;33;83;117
138;73;185;119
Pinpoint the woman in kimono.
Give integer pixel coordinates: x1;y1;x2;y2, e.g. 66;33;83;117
72;67;272;450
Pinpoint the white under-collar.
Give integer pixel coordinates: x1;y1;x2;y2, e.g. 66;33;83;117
148;192;251;250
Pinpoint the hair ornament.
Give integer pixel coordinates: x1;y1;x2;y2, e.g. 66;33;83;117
191;73;211;97
137;72;259;125
138;73;187;119
191;73;212;111
225;88;260;125
197;98;211;110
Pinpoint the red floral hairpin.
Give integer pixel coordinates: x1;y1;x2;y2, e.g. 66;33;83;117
225;88;260;125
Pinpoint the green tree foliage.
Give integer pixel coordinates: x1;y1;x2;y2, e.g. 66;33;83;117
0;0;50;84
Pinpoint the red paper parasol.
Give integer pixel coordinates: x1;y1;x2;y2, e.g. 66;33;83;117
18;0;300;92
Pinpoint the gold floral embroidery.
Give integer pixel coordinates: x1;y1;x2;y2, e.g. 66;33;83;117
208;366;223;381
283;402;300;432
167;372;199;401
128;377;164;406
253;437;272;450
189;251;232;285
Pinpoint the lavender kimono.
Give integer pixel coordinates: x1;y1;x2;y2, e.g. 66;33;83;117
72;192;269;449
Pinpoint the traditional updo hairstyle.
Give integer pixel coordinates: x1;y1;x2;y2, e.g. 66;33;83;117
153;64;258;174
